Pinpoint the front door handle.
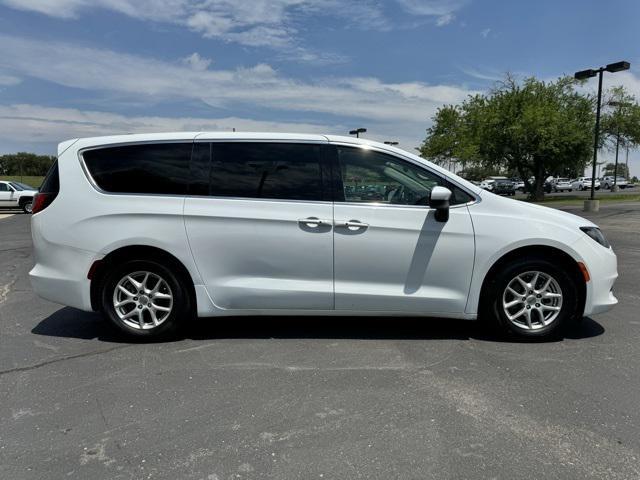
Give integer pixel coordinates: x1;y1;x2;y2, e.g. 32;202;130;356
337;220;369;229
298;217;331;228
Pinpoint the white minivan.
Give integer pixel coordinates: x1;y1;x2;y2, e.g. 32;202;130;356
30;133;618;339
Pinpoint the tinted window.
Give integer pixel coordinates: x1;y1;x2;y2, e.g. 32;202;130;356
209;143;324;201
0;183;9;192
337;147;473;206
40;160;59;194
83;143;191;194
189;142;211;196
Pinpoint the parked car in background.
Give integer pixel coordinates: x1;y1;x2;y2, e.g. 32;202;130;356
29;132;618;341
479;179;495;191
492;179;516;196
552;178;573;192
0;180;38;213
511;178;525;192
601;176;628;190
480;176;510;192
571;177;600;191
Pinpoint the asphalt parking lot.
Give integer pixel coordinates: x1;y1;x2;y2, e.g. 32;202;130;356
1;203;640;479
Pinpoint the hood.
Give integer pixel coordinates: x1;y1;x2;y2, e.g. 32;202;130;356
477;190;597;230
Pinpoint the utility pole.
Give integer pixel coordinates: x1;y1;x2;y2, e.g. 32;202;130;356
575;60;631;211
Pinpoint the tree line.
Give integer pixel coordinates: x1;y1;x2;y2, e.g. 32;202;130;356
420;76;640;200
0;152;56;176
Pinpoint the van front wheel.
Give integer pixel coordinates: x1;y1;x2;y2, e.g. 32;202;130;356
488;257;579;339
100;259;191;339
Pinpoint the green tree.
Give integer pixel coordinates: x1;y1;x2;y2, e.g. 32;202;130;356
420;76;594;200
600;86;640;180
602;162;629;178
0;152;56;176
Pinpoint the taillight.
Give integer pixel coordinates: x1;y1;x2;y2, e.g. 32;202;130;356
32;192;56;214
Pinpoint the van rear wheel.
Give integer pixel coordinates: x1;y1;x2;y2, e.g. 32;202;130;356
488;257;579;339
100;259;191;339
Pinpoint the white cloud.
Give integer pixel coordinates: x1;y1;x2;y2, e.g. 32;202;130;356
480;28;491;38
0;104;428;154
0;104;333;142
1;0;470;50
603;71;640;100
182;53;213;71
436;13;455;26
0;73;21;86
396;0;467;25
0;35;477;124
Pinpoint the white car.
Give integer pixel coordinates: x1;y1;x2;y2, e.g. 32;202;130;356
479;179;495;191
552;178;573;192
601;176;628;190
30;133;618;340
571;177;600;191
0;180;38;213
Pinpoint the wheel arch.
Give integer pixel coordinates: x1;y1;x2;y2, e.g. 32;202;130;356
477;245;586;319
18;195;33;206
89;245;196;312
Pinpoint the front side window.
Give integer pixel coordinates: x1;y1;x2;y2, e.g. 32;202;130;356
83;143;191;194
208;143;324;201
0;183;9;192
337;147;472;206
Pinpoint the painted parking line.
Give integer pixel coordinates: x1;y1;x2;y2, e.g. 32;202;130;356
0;214;15;220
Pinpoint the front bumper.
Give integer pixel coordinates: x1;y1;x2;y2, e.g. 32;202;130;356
574;236;618;316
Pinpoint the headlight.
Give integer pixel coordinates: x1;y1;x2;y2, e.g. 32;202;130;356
580;226;610;248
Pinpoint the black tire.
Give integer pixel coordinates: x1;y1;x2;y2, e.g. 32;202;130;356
485;256;580;339
100;259;192;339
20;198;33;214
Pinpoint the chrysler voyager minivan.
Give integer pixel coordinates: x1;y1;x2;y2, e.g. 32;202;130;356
30;133;618;339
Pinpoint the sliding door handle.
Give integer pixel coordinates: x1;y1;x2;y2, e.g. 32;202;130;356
337;220;369;229
298;217;331;227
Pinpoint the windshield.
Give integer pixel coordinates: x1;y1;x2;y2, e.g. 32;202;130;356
9;181;36;190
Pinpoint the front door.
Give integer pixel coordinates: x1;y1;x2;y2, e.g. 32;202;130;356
184;141;334;311
0;183;15;206
331;145;475;314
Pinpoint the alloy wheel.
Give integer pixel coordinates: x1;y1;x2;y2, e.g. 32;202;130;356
112;271;173;330
502;271;563;330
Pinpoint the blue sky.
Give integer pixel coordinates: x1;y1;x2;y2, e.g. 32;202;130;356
1;0;639;174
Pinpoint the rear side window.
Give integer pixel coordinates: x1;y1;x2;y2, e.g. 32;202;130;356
207;142;324;201
40;160;59;194
83;143;191;194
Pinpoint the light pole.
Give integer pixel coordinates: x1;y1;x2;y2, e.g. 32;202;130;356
384;141;398;146
609;100;628;191
575;61;630;211
349;128;366;138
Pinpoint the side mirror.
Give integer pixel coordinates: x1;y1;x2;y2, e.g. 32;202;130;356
430;186;451;222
